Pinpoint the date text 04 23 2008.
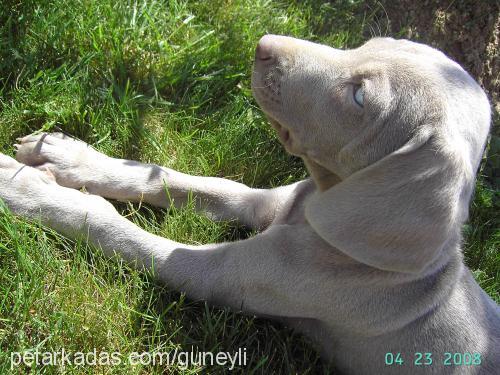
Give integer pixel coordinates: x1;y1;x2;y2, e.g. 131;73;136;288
384;352;482;367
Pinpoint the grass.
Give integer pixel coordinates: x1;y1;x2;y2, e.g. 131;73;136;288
0;0;498;373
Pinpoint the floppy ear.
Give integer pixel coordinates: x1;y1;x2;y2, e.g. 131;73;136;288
305;131;468;274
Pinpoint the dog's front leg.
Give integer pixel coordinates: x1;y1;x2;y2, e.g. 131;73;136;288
0;154;317;320
15;132;303;230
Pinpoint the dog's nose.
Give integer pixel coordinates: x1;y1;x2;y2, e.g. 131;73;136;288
255;35;276;62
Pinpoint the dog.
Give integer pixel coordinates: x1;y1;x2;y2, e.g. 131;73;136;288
1;35;499;374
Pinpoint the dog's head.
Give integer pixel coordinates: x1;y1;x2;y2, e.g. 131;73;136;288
252;35;491;273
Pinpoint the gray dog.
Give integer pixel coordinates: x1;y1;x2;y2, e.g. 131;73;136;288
1;36;499;374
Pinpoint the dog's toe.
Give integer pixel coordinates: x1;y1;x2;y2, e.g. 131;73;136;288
15;140;50;166
18;132;48;144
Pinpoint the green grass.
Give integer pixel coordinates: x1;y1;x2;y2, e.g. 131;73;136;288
0;0;498;373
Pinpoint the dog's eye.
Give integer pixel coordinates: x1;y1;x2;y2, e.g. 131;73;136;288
353;85;364;107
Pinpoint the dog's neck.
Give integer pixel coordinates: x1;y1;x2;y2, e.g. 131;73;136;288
303;157;341;191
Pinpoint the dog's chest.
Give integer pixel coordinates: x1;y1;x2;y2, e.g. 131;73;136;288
272;179;316;226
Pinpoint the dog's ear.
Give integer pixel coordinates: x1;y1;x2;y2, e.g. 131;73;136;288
305;130;469;273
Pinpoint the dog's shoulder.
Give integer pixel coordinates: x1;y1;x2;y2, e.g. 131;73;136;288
271;178;316;226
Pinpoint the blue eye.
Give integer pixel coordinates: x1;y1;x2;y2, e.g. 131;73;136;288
353;85;364;107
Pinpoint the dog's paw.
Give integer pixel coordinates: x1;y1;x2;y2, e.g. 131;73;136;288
0;153;20;168
0;153;58;216
15;132;108;190
0;152;117;234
